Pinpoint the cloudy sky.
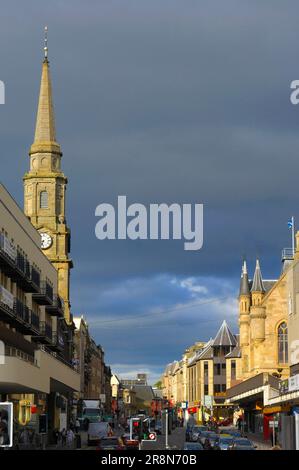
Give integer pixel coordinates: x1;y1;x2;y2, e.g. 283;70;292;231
1;1;299;384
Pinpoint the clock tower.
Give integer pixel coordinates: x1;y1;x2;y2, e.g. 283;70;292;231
23;30;73;323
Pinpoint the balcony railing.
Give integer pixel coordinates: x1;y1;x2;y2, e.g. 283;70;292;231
46;295;64;317
40;281;53;303
30;311;40;331
50;331;65;351
14;299;30;323
5;345;37;366
32;280;53;305
0;235;40;293
39;321;53;341
282;248;294;261
0;233;17;262
30;266;41;291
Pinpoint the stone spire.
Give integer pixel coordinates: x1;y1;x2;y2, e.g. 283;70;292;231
30;27;61;157
239;260;250;296
251;259;265;292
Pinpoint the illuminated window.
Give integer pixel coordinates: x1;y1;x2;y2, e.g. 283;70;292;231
278;322;288;364
40;191;48;209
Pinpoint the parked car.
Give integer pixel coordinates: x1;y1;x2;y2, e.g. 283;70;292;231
199;431;218;448
96;436;125;450
217;418;232;427
121;433;139;450
215;434;234;450
191;425;208;442
183;442;204;451
228;438;256;450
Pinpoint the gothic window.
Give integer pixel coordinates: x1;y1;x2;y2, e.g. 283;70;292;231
40;191;48;209
278;322;288;364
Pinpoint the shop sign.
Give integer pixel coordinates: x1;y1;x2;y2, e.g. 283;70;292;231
100;394;106;404
279;379;289;394
204;395;213;408
188;407;197;414
289;374;299;393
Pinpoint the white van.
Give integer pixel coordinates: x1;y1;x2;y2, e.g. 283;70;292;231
87;421;112;446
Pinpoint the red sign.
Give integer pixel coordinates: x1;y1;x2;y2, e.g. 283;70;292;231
188;407;197;414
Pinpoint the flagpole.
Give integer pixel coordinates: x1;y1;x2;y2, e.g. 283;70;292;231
292;216;295;257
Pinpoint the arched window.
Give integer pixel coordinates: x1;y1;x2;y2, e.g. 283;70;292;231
40;191;48;209
278;322;288;364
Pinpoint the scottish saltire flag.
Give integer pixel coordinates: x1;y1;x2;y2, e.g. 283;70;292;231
288;218;293;229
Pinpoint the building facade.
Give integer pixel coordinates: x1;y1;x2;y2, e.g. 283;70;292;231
0;183;79;434
162;323;242;424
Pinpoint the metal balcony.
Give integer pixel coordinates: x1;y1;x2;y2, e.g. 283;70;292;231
0;235;40;293
45;295;64;317
30;266;41;293
0;233;17;273
32;320;52;344
48;331;65;352
30;311;40;334
32;280;53;305
282;248;294;261
0;290;36;335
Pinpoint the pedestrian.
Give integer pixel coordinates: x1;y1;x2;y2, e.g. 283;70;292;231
0;422;9;446
75;418;80;434
66;428;75;449
61;428;67;447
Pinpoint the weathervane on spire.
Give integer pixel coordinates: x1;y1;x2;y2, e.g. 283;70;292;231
44;26;48;61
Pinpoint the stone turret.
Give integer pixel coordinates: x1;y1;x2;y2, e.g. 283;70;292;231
239;261;250;372
250;259;266;344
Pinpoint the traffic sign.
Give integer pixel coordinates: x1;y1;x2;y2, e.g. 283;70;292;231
142;431;157;442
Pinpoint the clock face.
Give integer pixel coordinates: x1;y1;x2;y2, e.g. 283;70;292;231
40;232;52;250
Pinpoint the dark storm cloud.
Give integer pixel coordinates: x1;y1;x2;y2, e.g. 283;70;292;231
1;0;299;381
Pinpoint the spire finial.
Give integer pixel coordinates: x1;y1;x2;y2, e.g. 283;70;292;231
44;26;48;61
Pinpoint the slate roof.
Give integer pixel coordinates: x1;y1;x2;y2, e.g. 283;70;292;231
212;320;237;347
251;259;265;292
239;261;250;296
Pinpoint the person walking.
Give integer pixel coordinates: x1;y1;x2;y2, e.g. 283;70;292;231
66;428;75;449
61;428;67;447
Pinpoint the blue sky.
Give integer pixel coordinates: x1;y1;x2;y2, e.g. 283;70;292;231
1;1;299;383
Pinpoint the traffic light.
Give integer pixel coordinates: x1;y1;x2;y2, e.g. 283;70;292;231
131;418;142;439
0;402;13;447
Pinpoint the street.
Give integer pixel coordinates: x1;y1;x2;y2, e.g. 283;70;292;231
141;427;185;450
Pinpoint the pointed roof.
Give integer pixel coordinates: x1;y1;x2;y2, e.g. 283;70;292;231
30;50;61;156
226;335;241;358
251;259;265;292
213;320;236;347
239;260;250;296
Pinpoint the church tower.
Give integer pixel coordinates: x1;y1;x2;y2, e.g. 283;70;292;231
23;29;73;323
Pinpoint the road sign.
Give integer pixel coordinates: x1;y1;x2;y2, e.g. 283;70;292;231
269;421;279;428
148;432;157;441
